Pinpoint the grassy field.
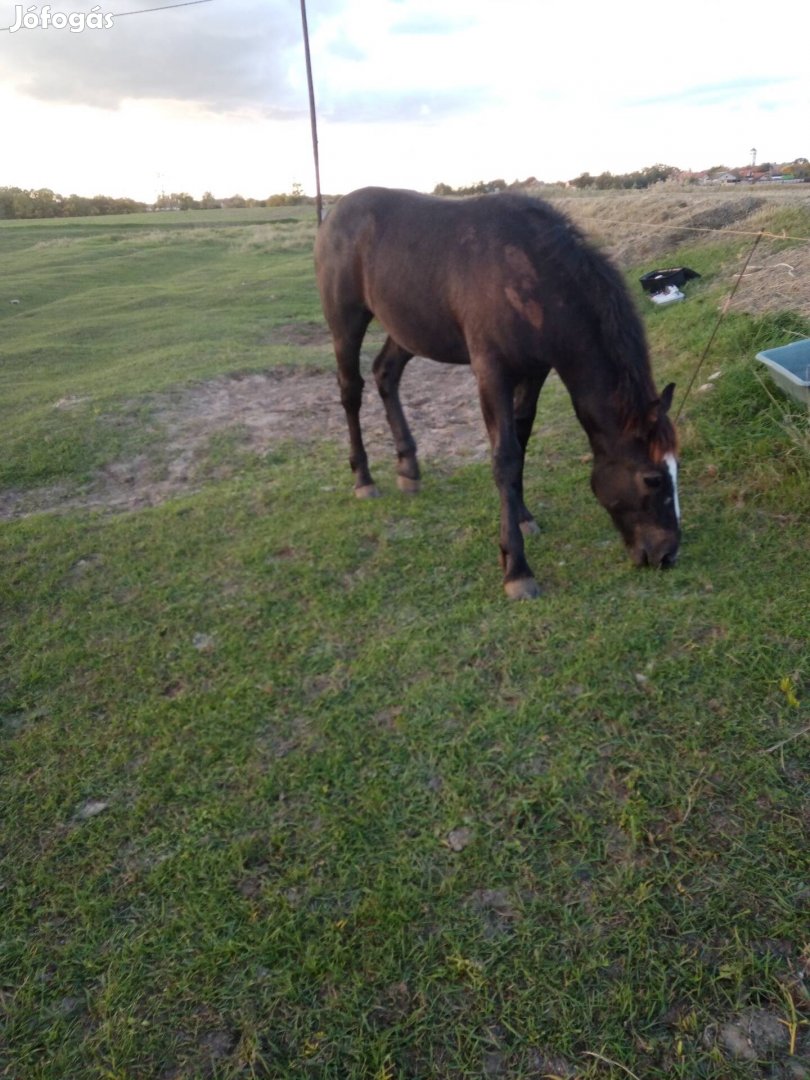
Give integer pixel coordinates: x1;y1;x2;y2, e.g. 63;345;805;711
1;196;809;1079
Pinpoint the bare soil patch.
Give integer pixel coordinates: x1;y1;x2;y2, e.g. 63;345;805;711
704;1005;810;1077
0;360;491;520
156;360;491;470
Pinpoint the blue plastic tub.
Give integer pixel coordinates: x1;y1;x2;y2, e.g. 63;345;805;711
756;339;810;406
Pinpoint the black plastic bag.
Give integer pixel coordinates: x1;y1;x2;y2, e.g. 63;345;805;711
639;267;701;295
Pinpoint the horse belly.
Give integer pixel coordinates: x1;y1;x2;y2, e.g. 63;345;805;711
370;292;471;366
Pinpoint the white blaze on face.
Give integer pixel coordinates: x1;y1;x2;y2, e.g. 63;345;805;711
664;453;681;523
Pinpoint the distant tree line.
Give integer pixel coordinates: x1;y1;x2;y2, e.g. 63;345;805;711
0;186;148;219
568;163;680;190
432;167;683;195
434;159;809;196
5;160;808;220
0;183;318;219
155;183;315;211
432;179;510;196
562;158;810;188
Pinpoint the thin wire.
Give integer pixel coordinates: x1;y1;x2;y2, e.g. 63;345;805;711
674;231;765;423
593;217;810;245
114;0;215;16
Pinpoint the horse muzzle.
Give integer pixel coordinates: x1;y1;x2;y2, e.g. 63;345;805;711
630;528;680;570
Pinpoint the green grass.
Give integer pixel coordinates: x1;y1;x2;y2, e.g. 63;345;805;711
1;202;809;1079
0;208;324;490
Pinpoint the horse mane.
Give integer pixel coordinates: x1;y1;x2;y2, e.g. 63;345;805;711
517;198;679;459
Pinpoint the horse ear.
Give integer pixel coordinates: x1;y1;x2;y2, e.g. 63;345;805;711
660;383;676;415
645;383;676;428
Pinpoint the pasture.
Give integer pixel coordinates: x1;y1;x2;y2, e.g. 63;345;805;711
1;190;809;1079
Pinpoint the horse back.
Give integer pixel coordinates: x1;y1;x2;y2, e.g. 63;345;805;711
315;187;643;381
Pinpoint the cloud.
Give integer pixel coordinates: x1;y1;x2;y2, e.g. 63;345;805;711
309;2;496;125
324;31;367;63
629;77;792;110
0;0;331;112
1;0;808;202
320;85;495;124
389;11;477;35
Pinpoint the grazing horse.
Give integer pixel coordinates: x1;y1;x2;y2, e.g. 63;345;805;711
315;187;681;599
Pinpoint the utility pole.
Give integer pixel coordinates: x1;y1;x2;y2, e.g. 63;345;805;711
300;0;323;225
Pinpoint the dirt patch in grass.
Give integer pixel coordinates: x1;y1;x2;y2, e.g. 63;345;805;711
704;1005;810;1077
0;360;494;519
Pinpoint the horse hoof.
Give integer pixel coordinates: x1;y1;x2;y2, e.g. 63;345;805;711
520;518;541;536
355;484;381;499
504;577;540;601
397;475;421;494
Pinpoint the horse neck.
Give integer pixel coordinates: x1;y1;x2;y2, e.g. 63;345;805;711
551;249;658;454
577;409;635;464
558;362;645;459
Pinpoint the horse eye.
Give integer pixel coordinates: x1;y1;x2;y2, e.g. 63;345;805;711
643;473;663;490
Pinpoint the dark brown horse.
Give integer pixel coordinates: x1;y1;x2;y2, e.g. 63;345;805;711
315;187;681;599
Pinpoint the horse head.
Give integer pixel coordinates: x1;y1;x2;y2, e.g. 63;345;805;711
590;383;681;569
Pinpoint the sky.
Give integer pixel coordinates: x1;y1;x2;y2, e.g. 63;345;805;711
1;0;808;202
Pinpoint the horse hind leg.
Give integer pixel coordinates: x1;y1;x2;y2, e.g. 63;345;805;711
331;310;378;497
372;337;420;493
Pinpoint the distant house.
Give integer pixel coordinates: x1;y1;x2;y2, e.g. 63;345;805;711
695;171;740;185
713;172;739;184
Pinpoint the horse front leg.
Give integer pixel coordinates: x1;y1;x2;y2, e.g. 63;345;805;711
372;337;419;492
475;359;540;600
514;370;550;536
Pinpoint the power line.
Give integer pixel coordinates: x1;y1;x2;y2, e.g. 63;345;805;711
114;0;215;17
